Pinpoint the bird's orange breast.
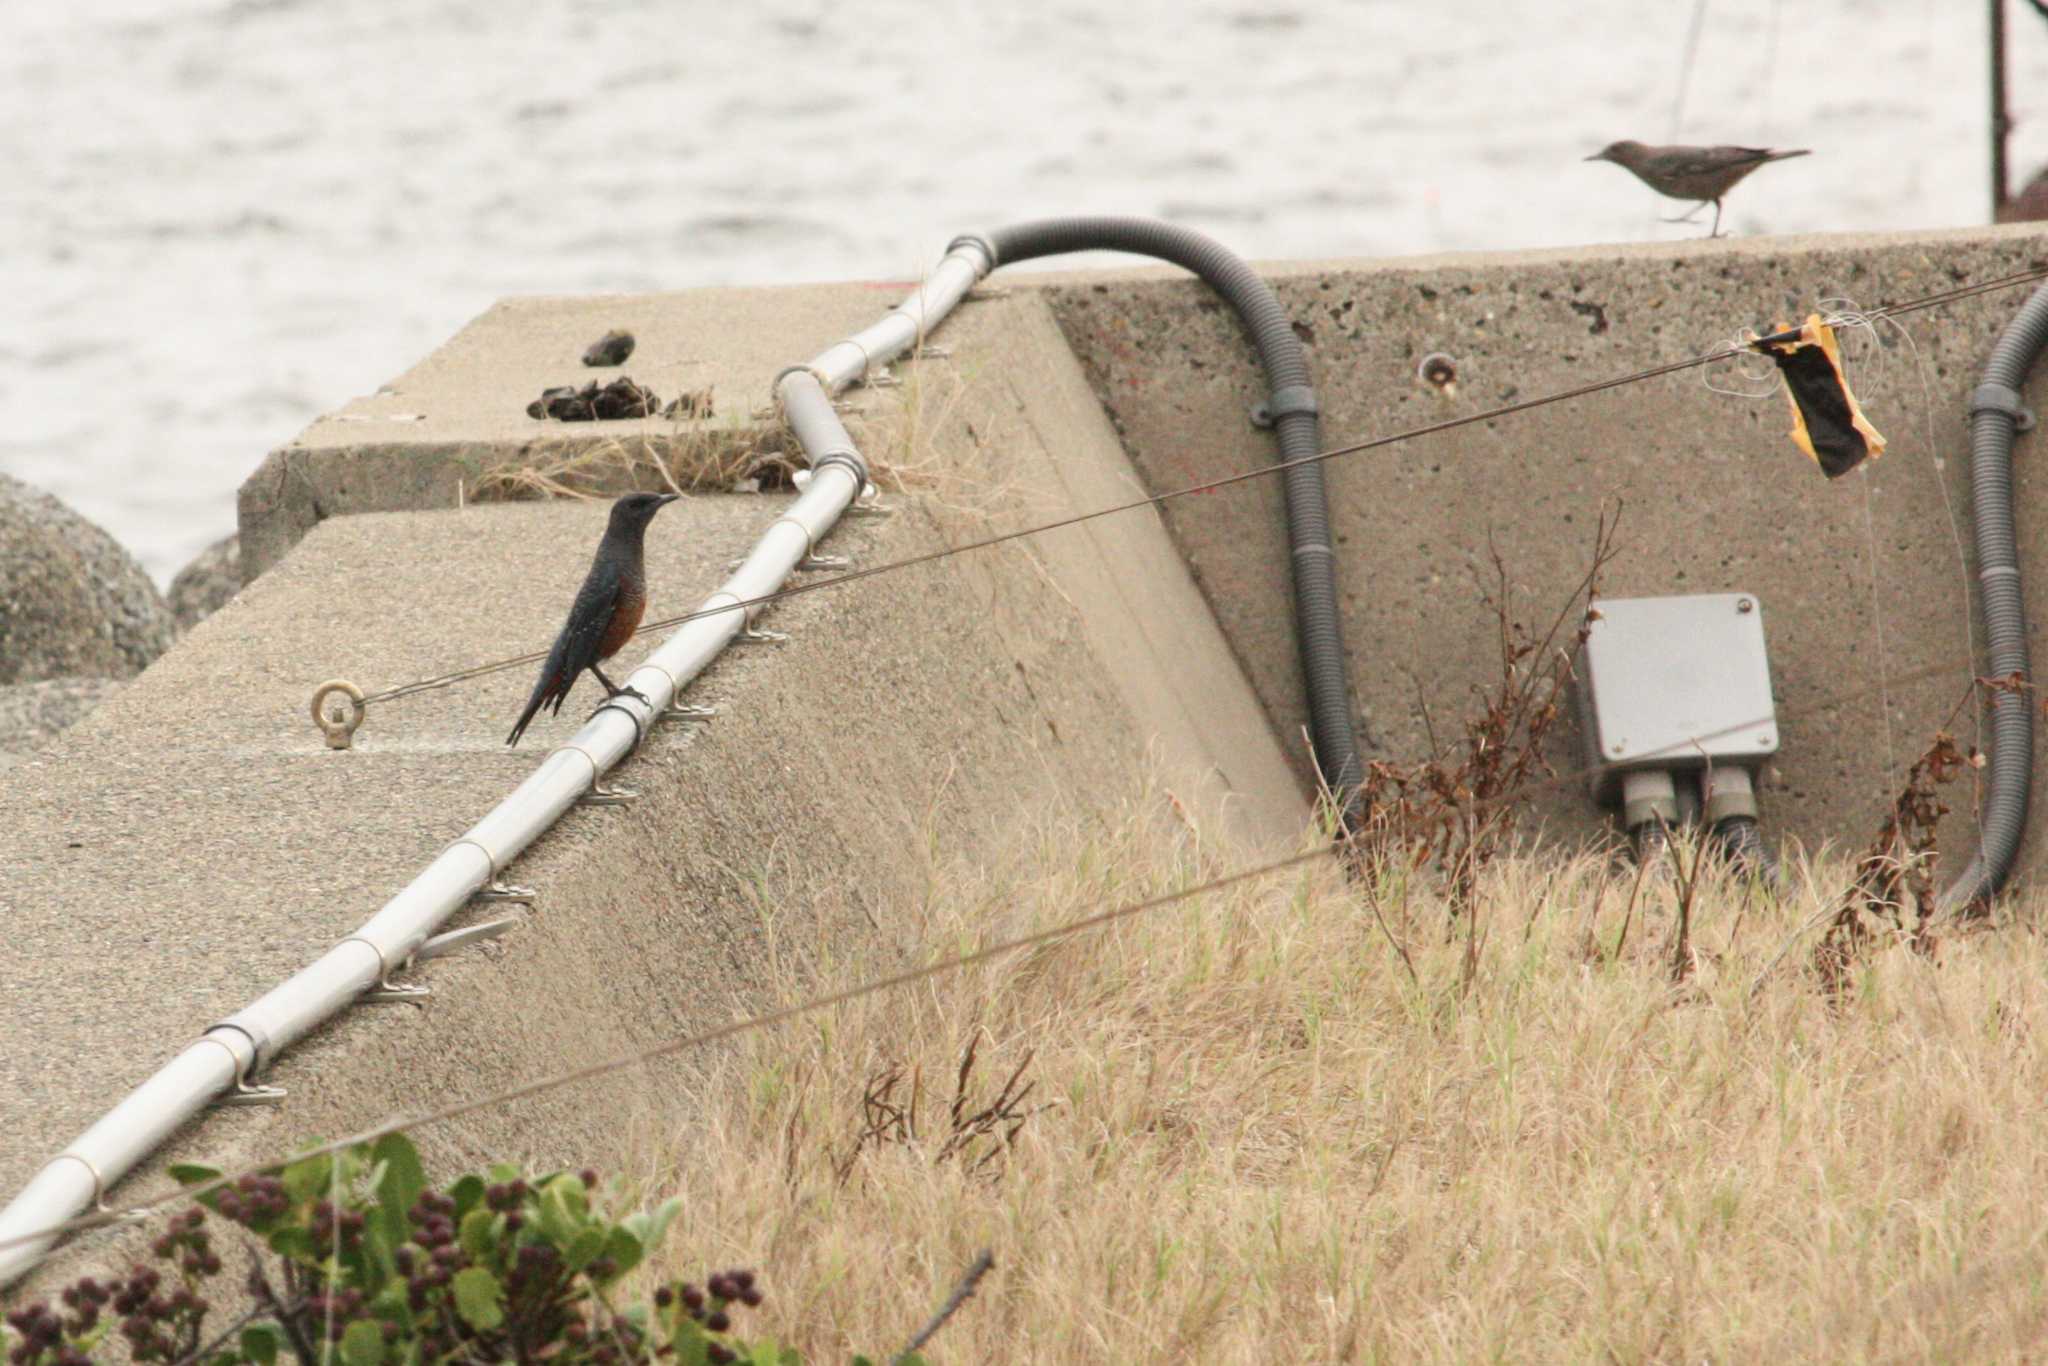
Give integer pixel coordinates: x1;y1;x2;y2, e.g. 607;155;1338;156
598;580;646;660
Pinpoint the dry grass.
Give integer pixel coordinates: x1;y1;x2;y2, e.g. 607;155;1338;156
625;801;2048;1363
471;414;779;504
469;353;1012;517
855;355;1044;525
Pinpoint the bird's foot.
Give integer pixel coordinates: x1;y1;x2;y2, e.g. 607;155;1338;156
606;684;651;707
1660;203;1710;224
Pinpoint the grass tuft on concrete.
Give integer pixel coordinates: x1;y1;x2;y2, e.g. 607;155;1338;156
471;417;777;504
632;806;2048;1362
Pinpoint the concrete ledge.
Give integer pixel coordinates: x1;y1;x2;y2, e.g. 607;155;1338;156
237;270;1311;849
239;282;921;577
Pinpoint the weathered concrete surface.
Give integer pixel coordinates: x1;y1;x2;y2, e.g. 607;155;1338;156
1036;224;2048;862
3;477;1298;1294
0;678;124;767
238;282;923;577
21;220;2048;1298
233;279;1310;852
853;293;1311;846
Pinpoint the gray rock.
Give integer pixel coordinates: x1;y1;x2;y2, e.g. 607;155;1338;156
0;473;176;683
167;532;243;630
0;676;125;763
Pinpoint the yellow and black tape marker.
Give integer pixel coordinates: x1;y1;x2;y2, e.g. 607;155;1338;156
1745;314;1887;478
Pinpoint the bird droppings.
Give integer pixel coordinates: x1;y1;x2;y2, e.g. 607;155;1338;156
527;377;662;421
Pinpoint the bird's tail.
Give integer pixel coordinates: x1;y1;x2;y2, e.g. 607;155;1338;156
506;673;555;747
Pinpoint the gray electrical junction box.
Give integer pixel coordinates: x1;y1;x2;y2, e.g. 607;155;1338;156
1577;592;1779;808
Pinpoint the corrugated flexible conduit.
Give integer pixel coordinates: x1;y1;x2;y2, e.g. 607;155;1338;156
0;238;997;1290
1941;280;2048;914
981;218;1365;828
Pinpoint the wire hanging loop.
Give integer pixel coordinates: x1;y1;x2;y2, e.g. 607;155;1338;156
310;679;367;750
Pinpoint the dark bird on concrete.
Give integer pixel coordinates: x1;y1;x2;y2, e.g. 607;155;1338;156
506;491;678;746
1585;140;1811;236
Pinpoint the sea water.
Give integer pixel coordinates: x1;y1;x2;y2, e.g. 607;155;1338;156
3;0;2041;581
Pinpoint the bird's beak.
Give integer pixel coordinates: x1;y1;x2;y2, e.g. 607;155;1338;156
1583;152;1606;162
656;493;681;507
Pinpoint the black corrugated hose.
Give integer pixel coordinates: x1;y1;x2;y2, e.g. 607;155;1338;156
1941;282;2048;915
977;218;1365;830
1713;814;1776;879
1629;817;1672;867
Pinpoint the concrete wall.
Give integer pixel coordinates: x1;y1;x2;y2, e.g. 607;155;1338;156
237;284;898;577
239;224;2048;868
12;221;2048;1294
1035;225;2048;861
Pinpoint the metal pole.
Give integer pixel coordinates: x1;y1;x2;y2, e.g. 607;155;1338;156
1994;0;2012;219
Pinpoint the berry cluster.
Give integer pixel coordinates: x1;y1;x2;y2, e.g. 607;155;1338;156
121;1211;218;1362
306;1199;366;1257
484;1178;531;1212
6;1211;225;1366
401;1188;467;1326
1;1144;803;1365
5;1297;92;1366
209;1173;289;1229
650;1267;764;1363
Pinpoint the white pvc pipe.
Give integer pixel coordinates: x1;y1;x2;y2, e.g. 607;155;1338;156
0;237;995;1288
805;236;991;392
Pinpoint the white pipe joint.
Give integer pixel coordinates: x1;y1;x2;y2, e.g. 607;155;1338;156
1621;769;1679;832
1700;765;1759;826
809;339;874;389
796;237;992;396
945;232;997;273
776;372;866;483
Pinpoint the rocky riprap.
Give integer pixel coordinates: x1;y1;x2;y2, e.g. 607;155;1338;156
0;472;175;686
0;475;239;763
166;532;243;630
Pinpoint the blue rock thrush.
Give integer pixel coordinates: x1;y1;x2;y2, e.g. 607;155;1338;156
506;491;678;746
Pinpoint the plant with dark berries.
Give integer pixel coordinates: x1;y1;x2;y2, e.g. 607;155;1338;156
2;1136;929;1365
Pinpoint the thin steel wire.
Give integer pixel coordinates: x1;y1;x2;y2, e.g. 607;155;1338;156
354;262;2048;710
0;645;2003;1260
10;262;2045;1265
